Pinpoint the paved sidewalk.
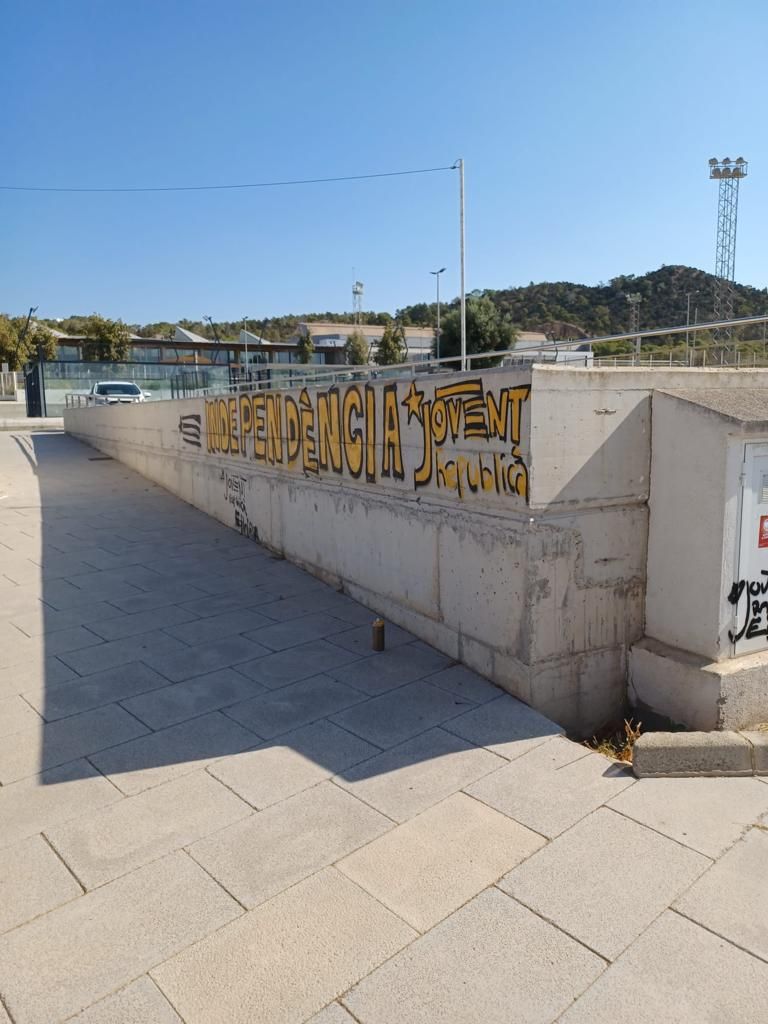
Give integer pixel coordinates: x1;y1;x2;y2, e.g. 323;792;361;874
1;430;768;1023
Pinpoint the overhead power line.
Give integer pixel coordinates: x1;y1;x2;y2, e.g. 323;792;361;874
0;164;456;194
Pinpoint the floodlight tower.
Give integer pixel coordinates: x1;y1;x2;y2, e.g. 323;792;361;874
352;280;364;327
626;293;642;357
708;156;748;345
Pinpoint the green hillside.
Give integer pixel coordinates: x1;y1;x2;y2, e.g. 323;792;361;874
50;265;768;352
398;265;767;341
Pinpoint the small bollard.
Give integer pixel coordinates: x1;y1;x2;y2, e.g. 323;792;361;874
372;618;385;652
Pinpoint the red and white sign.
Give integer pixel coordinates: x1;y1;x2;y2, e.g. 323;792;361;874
759;515;768;548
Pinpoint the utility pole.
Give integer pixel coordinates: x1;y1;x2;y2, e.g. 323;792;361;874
455;159;466;370
430;267;446;362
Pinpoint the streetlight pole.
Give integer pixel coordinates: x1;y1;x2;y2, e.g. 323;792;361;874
430;268;446;362
454;158;466;370
685;291;697;365
242;317;249;381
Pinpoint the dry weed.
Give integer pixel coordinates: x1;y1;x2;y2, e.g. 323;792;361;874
585;718;642;763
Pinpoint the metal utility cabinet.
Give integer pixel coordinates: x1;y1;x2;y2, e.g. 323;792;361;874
631;388;768;730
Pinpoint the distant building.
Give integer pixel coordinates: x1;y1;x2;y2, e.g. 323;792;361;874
294;322;436;363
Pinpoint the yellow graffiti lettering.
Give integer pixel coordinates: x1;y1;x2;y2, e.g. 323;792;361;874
299;389;318;474
414;400;433;487
265;393;282;465
239;395;253;457
381;384;404;480
317;389;342;473
285;396;300;466
365;385;376;483
431;399;448;446
342;387;364;478
252;394;266;461
228;398;239;454
218;398;230;454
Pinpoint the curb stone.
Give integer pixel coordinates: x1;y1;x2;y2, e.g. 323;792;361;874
633;730;768;778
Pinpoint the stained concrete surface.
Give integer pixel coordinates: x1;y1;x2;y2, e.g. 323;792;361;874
1;429;767;1023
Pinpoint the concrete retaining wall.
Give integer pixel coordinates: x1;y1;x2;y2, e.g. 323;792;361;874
65;365;768;734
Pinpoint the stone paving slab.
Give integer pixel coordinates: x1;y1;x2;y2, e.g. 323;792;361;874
499;807;711;960
443;694;564;760
0;834;82;935
0;852;241;1024
57;631;187;677
0;693;41;737
119;667;265;730
86;605;200;642
0;760;122;851
244;611;353;651
89;711;260;795
343;887;604;1024
674;827;768;962
47;770;252;889
326;644;454;696
188;782;391;909
338;792;545;932
25;662;174;722
141;634;271;682
559;910;768;1023
467;736;634;838
208;719;378;809
0;655;78;700
333;726;506;822
421;663;502;704
235;638;362;689
0;702;149;784
224;674;367;738
151;867;416;1024
607;775;768;858
67;977;183;1023
10;601;123;637
330;679;475;748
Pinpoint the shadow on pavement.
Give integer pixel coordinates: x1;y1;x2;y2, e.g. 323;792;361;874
0;431;562;793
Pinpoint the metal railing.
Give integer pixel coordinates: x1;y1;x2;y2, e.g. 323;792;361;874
63;312;768;407
0;371;19;399
64;393;89;408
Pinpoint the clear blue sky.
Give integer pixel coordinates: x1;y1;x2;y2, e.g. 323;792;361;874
3;0;767;324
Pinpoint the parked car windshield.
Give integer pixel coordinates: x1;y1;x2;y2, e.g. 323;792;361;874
95;383;141;396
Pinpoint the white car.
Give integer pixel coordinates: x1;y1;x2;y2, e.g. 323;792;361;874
87;382;149;405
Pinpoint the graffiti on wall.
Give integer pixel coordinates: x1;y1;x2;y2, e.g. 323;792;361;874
178;413;202;448
200;376;530;503
727;571;768;643
220;468;258;540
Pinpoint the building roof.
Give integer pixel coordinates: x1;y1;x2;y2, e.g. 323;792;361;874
302;321;436;340
174;326;212;346
658;388;768;425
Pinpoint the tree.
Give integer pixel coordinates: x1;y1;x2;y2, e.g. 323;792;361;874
25;322;58;362
0;316;57;369
295;327;315;363
344;330;369;365
80;315;131;362
437;293;518;366
374;321;407;366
